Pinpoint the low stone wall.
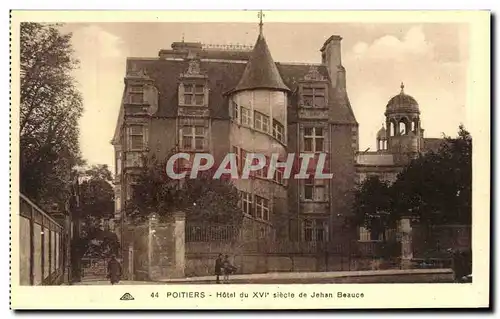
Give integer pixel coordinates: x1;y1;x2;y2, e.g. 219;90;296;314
162;268;455;284
185;251;399;277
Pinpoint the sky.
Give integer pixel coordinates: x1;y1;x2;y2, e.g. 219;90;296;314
62;22;469;173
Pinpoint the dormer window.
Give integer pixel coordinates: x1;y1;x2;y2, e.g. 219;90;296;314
129;84;144;104
302;86;326;108
182;83;206;106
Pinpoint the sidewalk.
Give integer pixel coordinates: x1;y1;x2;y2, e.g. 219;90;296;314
157;268;454;284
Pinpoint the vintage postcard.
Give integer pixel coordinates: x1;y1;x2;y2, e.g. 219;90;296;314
9;10;490;310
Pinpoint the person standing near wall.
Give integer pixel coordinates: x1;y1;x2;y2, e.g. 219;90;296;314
223;255;232;284
215;254;223;284
107;255;122;285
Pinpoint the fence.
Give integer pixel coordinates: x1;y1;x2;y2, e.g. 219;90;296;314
183;222;461;277
184;233;404;276
186;224;239;242
19;194;66;285
186;220;275;243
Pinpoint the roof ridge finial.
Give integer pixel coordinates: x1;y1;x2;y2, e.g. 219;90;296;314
400;82;405;94
258;10;265;35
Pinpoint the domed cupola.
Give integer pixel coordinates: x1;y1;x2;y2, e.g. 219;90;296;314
376;124;387;139
385;82;420;115
376;124;388;151
384;82;422;161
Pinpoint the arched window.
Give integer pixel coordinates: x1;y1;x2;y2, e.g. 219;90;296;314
389;122;395;136
399;121;406;135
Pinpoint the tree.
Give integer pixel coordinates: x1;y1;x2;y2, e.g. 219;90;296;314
20;22;83;208
78;164;115;222
352;176;396;241
392;125;472;225
75;165;118;259
125;153;242;226
352;125;472;233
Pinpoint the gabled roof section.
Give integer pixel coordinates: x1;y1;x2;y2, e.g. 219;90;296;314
125;55;356;123
233;34;289;93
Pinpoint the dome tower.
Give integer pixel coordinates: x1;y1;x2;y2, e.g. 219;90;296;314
376;124;388;152
385;83;422;163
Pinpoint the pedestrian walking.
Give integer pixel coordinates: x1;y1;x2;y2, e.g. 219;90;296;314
215;254;223;284
223;254;233;284
107;255;122;285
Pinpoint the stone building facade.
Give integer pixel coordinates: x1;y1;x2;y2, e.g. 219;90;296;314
112;25;359;245
111;25;445;246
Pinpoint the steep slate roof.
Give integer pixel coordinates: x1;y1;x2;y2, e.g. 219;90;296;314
233;34;289;93
127;57;358;125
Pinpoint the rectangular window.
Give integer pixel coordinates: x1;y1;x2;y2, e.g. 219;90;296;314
232;101;239;122
241;107;252;126
240;149;251;174
273;120;284;143
302;87;326;108
116;151;122;175
125;152;143;168
183;84;205;106
255;196;270;221
303;219;328;242
130;84;143;93
304;177;314;200
274;168;284;184
303;127;324;152
181;126;206;151
315;219;328;242
254;111;270;133
129;84;143;104
255;156;269;179
303;177;326;201
232;146;240;172
242;192;253;216
129;125;144;150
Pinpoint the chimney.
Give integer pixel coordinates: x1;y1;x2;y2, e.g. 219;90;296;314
336;65;346;90
320;35;343;88
159;41;202;59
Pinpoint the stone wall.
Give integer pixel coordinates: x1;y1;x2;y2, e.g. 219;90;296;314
412;224;472;258
123;212;185;281
184;238;393;277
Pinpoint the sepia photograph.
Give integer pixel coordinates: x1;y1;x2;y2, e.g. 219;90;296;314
9;10;490;309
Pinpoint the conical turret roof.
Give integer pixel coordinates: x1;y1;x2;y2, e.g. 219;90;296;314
233;33;289;93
